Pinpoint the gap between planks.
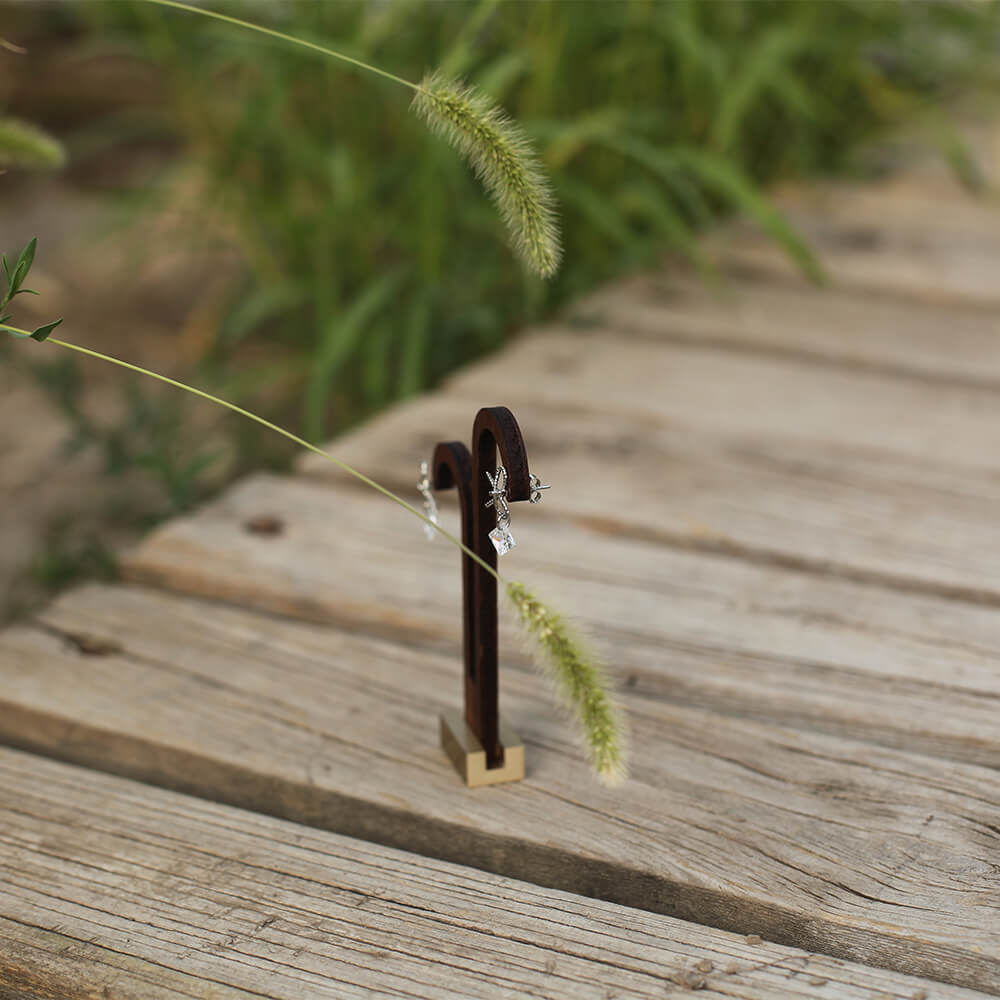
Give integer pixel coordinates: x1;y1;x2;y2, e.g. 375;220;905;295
291;345;1000;608
7;146;996;985
1;583;999;991
288;169;1000;607
568;271;1000;393
122;473;1000;770
707;171;1000;310
1;746;985;1000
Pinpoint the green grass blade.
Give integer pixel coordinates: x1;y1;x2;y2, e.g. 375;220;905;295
304;270;404;440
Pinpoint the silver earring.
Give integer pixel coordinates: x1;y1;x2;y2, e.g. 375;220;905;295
485;464;515;556
417;461;439;541
486;465;552;556
529;474;551;504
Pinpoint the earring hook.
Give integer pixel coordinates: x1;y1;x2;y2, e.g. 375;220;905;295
417;460;440;541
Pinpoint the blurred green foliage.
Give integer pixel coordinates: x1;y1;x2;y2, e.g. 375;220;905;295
67;0;1000;443
28;354;222;517
0;117;66;169
31;520;116;592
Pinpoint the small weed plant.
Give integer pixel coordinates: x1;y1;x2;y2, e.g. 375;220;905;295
5;0;997;781
2;1;628;782
85;0;999;437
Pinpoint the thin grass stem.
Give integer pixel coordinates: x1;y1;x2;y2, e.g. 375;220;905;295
143;0;561;279
145;0;419;92
2;324;499;581
3;321;626;782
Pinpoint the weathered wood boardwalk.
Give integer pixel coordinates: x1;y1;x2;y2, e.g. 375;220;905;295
2;138;1000;997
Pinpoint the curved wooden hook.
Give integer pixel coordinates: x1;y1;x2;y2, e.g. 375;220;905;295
431;408;533;773
432;440;474;704
470;406;531;767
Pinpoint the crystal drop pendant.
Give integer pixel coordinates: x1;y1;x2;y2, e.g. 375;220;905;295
489;524;516;556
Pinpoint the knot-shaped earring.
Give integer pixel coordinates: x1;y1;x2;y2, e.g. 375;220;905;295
417;460;440;541
485;464;514;555
485;465;551;556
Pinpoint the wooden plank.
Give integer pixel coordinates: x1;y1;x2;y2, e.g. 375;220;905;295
771;175;1000;239
2;748;984;1000
708;176;1000;308
440;329;1000;471
2;583;999;990
296;388;1000;605
434;324;1000;602
571;270;1000;386
869;113;1000;191
719;221;1000;309
122;472;1000;768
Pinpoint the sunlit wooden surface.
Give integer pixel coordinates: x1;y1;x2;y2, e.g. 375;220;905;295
3;129;1000;996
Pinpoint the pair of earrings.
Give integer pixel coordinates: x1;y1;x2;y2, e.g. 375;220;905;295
484;465;550;555
416;461;550;556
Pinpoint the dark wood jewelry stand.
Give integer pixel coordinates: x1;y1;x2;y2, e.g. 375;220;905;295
432;406;532;787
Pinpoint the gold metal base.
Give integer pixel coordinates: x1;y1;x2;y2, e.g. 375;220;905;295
439;710;525;787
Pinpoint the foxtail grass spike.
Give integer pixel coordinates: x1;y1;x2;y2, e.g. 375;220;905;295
145;6;562;277
506;582;627;785
6;233;627;784
412;73;562;279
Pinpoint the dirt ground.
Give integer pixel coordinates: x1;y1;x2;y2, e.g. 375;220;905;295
3;21;997;625
0;128;243;620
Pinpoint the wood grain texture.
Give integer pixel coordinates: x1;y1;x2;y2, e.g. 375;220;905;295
2;583;999;990
296;384;1000;606
6;114;1000;1000
772;175;1000;240
440;329;1000;470
884;115;1000;193
708;175;1000;308
571;270;1000;387
123;472;1000;768
3;748;986;1000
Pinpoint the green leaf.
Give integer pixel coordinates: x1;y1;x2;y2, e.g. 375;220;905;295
540;110;627;170
927;111;987;194
556;176;634;248
304;270;404;440
599;134;713;224
224;280;306;344
362;320;392;409
14;238;36;282
437;0;505;79
476;51;527;100
30;318;62;342
617;180;707;270
0;119;66;169
672;146;823;281
9;237;37;297
711;26;812;153
397;292;431;399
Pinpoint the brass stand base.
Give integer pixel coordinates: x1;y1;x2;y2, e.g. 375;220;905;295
439;710;525;787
